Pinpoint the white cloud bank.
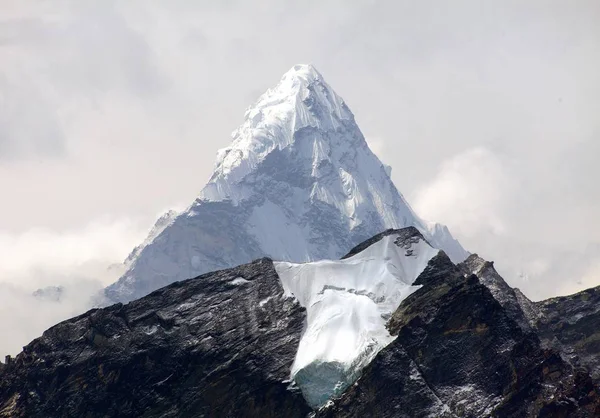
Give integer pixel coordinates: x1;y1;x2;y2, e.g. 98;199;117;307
413;147;600;300
0;218;148;356
413;147;512;238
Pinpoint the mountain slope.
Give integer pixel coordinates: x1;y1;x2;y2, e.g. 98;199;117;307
459;252;600;391
275;227;438;407
3;228;598;417
0;228;436;416
105;64;467;304
319;252;600;418
534;286;600;381
459;254;536;331
0;259;311;417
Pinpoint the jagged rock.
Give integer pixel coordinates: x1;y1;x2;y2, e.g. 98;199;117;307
316;344;456;418
320;252;600;417
0;259;311;418
459;253;600;399
459;254;534;331
534;286;600;382
2;229;599;417
340;227;428;259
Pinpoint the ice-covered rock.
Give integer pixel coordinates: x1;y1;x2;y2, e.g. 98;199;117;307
275;228;438;407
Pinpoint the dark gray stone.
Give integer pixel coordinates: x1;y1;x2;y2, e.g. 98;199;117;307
0;259;311;418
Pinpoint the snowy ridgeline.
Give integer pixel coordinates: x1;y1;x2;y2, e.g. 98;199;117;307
275;232;438;407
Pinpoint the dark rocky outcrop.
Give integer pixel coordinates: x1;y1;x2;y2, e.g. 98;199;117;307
319;252;600;417
341;226;427;259
2;229;600;417
0;259;311;418
461;254;600;389
459;254;535;331
534;286;600;382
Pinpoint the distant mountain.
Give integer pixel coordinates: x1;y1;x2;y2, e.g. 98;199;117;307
32;286;64;302
3;228;599;417
105;64;468;304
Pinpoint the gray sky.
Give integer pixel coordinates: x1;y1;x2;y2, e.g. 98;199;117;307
1;0;600;353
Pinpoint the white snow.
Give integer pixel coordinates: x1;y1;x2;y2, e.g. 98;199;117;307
105;63;468;304
258;296;273;307
201;64;352;204
123;209;179;268
197;63;467;262
230;277;249;285
275;233;439;407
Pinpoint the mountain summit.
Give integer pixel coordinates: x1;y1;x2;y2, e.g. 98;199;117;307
200;63;351;203
105;64;468;303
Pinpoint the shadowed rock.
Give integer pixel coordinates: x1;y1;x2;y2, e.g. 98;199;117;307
319;252;600;417
0;259;311;418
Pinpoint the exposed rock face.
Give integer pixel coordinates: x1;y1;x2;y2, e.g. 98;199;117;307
0;259;311;418
2;229;600;417
462;254;600;388
534;286;600;382
459;254;535;331
319;252;600;417
340;227;430;260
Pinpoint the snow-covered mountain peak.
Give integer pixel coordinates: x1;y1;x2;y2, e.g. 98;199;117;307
105;65;468;304
282;63;321;79
276;63;325;93
200;64;354;203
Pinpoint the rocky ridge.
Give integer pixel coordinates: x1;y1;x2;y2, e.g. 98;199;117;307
320;251;600;417
2;228;600;417
1;259;310;417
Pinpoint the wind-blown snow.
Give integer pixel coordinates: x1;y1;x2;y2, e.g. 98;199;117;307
105;63;467;304
275;233;439;407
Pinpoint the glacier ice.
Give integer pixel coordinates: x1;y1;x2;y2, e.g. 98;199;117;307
275;232;439;407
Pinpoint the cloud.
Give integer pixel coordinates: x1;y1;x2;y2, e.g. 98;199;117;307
0;71;66;160
0;281;103;356
411;147;600;301
0;1;166;162
0;0;599;349
0;217;149;356
0;218;145;287
413;147;513;238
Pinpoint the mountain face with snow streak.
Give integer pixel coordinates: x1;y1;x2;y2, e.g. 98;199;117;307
275;228;439;407
4;228;600;418
105;64;468;304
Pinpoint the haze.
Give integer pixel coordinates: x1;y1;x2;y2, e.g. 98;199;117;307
1;0;599;354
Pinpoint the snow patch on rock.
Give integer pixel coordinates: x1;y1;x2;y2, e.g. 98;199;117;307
230;277;250;285
275;233;438;407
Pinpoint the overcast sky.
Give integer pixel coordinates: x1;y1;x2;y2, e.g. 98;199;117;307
1;0;599;354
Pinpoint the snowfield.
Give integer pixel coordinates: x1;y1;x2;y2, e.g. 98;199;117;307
275;232;439;407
